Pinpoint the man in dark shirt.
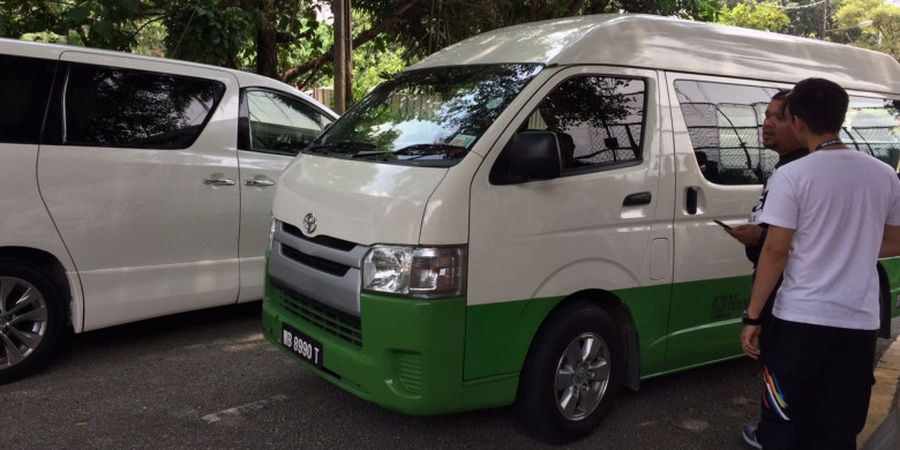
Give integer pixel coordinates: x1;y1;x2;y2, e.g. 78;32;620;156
726;91;808;449
727;91;808;267
727;91;808;338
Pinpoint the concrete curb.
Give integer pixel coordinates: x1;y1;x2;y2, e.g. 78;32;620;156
859;334;900;449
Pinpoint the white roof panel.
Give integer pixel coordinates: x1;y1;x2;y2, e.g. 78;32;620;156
410;14;900;94
0;38;337;117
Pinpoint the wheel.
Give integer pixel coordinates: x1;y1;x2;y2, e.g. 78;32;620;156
0;258;65;382
516;301;623;444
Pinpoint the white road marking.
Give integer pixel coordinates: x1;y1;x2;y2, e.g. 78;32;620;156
201;394;289;423
183;333;265;351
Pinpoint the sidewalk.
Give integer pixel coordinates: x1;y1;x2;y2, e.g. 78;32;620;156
860;334;900;449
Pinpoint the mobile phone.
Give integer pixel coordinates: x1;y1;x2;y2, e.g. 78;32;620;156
713;219;732;230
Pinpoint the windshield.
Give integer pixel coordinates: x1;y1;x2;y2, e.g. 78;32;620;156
305;64;543;167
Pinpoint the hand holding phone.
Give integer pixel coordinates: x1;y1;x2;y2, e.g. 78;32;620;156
713;219;733;231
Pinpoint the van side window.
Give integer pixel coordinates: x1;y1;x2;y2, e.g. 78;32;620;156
243;90;332;155
674;80;780;185
520;75;646;173
842;97;900;171
64;64;225;149
0;55;56;145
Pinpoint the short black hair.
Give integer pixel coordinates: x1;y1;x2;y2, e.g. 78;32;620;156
786;78;848;134
771;89;790;101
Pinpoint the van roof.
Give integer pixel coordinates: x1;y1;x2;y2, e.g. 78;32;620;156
0;38;337;117
410;14;900;95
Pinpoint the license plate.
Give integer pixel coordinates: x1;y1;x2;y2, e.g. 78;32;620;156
281;324;323;368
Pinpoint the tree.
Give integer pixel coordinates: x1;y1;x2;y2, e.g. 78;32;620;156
1;0;160;50
718;0;790;32
832;0;899;60
279;0;723;86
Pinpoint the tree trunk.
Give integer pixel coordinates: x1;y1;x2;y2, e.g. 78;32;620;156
255;0;279;79
333;0;348;113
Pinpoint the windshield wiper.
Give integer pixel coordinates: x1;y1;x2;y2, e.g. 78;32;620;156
349;144;467;162
305;141;375;155
350;150;395;160
393;143;467;160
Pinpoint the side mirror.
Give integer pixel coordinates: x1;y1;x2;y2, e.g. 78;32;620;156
490;131;562;185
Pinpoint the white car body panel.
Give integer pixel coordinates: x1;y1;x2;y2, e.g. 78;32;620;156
273;155;448;246
39;51;243;330
467;66;671;305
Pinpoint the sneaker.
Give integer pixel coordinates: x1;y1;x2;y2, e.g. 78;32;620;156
742;425;762;449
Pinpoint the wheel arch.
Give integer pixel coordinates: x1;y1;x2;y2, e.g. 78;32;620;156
0;246;76;331
525;289;641;391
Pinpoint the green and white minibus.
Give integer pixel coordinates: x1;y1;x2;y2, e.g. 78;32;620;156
261;14;900;443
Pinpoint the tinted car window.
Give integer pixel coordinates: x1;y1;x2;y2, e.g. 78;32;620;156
842;97;900;170
0;55;56;145
64;64;224;149
245;90;332;155
674;80;780;185
519;75;646;173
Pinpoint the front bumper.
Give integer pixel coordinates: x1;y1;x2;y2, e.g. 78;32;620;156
261;280;517;415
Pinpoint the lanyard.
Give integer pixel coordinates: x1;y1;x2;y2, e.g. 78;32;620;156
814;139;843;151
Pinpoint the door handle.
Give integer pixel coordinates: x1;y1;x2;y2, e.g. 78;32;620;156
686;187;699;215
245;178;275;187
623;191;652;206
202;177;236;186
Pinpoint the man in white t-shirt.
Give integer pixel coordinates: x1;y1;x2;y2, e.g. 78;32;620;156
739;78;900;450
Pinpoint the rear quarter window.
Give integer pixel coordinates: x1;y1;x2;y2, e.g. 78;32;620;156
63;63;225;149
0;54;56;145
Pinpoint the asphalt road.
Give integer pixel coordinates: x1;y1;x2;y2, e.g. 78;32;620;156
2;303;898;450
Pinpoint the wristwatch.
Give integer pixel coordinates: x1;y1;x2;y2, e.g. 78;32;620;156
742;310;762;326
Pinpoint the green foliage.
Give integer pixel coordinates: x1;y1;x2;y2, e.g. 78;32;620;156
0;0;161;51
349;10;409;99
162;0;253;68
833;0;899;60
132;19;167;57
20;30;84;46
269;8;333;86
718;0;790;32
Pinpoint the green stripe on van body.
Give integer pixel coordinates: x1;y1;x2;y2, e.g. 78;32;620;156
463;276;751;382
663;275;750;371
463;284;674;381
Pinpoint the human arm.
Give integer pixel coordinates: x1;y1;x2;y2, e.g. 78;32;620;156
741;225;793;359
725;224;763;247
880;225;900;258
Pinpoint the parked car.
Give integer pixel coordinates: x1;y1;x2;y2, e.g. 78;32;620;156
0;38;338;382
261;14;900;443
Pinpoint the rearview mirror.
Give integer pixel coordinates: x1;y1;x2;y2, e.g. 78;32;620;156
490;131;562;185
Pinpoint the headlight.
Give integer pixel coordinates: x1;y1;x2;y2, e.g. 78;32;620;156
267;217;277;253
363;245;466;298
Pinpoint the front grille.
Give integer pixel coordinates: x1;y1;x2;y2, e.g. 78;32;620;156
281;244;351;277
396;351;424;395
272;282;362;347
283;223;358;252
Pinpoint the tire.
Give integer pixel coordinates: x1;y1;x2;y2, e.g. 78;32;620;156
515;301;623;444
0;258;65;383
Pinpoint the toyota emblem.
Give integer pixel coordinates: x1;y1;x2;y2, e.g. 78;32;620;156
302;213;317;234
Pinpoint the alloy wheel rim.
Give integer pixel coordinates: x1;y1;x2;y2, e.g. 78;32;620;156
554;332;611;421
0;276;48;370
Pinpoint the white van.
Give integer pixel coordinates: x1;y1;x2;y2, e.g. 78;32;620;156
262;15;900;442
0;39;337;382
